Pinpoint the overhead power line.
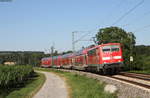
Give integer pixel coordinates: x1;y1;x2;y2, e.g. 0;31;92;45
112;0;144;26
133;24;150;32
71;0;145;50
74;31;92;44
72;31;93;51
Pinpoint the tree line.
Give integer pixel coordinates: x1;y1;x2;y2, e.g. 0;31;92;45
0;50;73;66
0;51;44;66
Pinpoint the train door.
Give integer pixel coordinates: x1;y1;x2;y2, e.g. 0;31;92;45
95;47;100;64
83;54;87;65
87;48;100;65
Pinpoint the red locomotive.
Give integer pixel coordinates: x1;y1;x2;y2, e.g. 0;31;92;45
41;43;123;74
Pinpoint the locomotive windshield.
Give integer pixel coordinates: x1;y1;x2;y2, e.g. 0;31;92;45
102;46;111;52
102;45;120;52
111;45;120;52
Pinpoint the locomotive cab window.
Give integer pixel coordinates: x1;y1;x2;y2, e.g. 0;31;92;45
111;45;120;52
88;48;96;56
102;46;111;52
103;45;120;52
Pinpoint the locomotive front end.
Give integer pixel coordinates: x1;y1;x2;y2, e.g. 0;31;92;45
101;43;123;74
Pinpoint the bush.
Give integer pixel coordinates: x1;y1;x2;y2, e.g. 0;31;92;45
0;65;34;88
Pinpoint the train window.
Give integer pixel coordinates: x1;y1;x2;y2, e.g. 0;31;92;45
111;45;120;52
103;48;111;52
103;45;120;52
111;48;119;51
88;49;96;56
102;46;111;52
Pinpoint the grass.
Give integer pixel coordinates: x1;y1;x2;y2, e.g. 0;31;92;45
35;68;117;98
128;70;150;74
0;72;46;98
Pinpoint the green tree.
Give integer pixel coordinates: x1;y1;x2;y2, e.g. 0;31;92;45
134;45;150;70
53;50;58;56
95;26;136;70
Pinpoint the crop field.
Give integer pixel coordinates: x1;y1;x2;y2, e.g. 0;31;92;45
0;65;34;88
0;65;40;98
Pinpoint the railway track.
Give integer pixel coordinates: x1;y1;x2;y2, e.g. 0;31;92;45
109;72;150;89
119;72;150;81
109;76;150;89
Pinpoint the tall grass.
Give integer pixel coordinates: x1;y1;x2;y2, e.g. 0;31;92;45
0;65;34;88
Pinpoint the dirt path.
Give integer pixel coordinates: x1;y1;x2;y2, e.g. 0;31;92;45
33;71;69;98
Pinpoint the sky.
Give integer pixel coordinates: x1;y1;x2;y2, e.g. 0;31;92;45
0;0;150;53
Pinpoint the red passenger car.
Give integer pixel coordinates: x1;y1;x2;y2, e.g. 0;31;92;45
51;56;62;68
61;53;73;68
72;50;87;70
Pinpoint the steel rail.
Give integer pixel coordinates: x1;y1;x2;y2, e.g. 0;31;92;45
119;72;150;81
109;76;150;89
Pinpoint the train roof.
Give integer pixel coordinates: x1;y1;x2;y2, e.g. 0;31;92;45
86;43;121;51
61;53;73;58
100;43;121;46
42;57;51;60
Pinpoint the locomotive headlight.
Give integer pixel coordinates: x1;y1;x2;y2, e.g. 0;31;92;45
113;56;121;59
102;57;111;60
118;60;121;62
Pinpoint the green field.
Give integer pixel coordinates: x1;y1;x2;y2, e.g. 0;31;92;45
36;68;117;98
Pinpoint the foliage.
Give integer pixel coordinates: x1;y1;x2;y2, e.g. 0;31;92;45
0;51;44;66
133;45;150;71
95;26;136;70
0;51;73;66
5;73;45;98
0;65;34;88
135;45;150;56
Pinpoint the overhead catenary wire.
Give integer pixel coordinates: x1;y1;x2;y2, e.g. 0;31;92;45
75;0;144;40
112;0;144;26
119;9;150;28
71;0;125;45
74;31;93;44
72;0;145;51
72;0;129;44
